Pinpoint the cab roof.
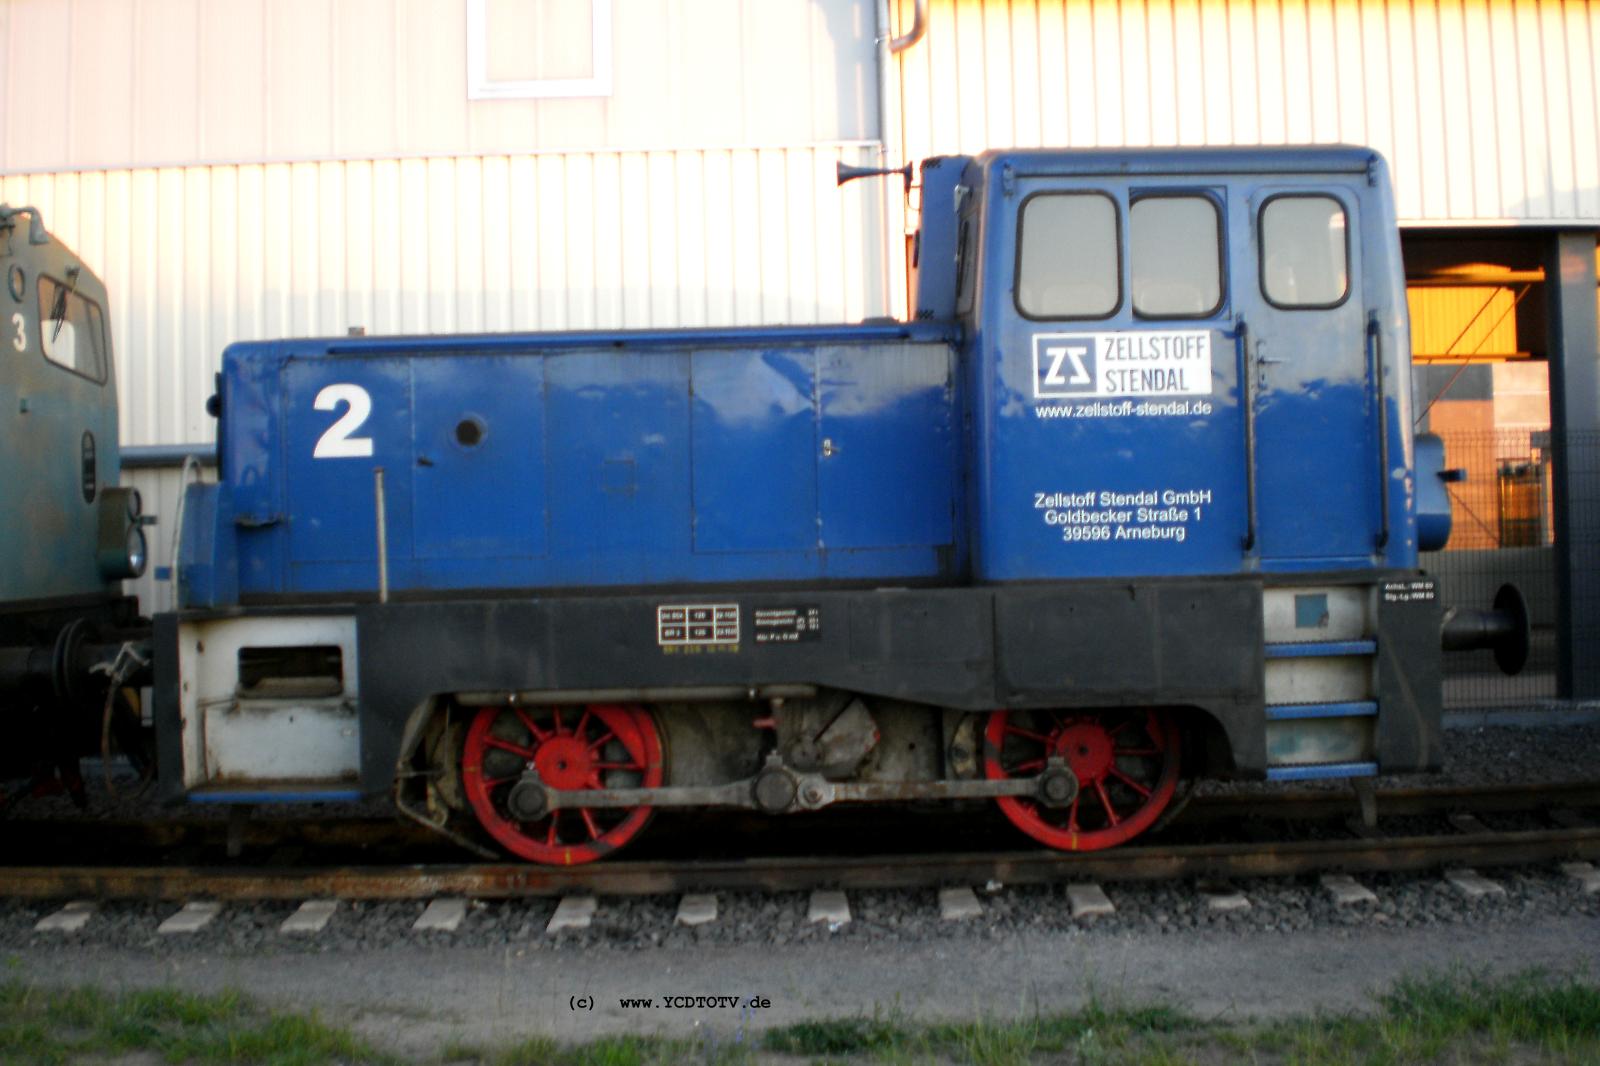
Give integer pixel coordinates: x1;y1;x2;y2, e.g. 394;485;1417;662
968;144;1382;180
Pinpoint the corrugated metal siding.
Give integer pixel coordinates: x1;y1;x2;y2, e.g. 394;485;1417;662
896;0;1600;224
1;0;878;171
1;145;891;447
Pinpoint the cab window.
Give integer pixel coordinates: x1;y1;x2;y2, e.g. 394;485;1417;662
1260;195;1349;308
1131;195;1223;318
37;276;108;383
1015;192;1120;319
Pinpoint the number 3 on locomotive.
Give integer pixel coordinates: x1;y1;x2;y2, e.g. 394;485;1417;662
312;383;374;459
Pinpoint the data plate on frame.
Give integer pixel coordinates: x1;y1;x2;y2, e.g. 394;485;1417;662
1381;580;1436;604
753;606;822;644
657;604;740;647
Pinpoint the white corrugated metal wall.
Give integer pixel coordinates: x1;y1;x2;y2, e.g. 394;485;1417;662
0;147;888;445
0;0;879;168
895;0;1600;225
2;0;891;449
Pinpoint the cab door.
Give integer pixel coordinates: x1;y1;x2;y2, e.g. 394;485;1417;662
3;266;118;602
985;179;1249;580
1237;187;1381;565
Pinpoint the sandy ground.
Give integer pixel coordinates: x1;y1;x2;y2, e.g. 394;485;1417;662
17;911;1600;1054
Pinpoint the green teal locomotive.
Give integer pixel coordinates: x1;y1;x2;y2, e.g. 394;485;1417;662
0;204;150;802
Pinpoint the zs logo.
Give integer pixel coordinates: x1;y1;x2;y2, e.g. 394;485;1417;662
1033;335;1097;398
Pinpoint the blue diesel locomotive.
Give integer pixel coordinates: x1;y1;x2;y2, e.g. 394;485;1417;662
164;145;1518;864
8;147;1522;863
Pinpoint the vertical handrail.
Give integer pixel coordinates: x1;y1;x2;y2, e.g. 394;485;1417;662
1235;320;1258;553
374;467;390;604
1368;316;1390;550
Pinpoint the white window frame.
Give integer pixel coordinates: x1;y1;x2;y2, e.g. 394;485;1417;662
466;0;613;100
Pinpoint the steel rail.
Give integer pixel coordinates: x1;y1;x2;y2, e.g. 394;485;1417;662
1178;780;1600;822
2;823;1596;901
7;780;1597;850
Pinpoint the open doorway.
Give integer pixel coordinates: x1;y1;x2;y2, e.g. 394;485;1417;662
1404;232;1559;707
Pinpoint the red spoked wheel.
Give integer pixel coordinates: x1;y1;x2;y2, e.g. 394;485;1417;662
984;708;1181;851
462;703;663;865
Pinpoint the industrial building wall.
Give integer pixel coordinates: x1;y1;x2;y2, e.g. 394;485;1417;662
0;0;891;445
0;0;878;168
895;0;1600;225
0;147;888;445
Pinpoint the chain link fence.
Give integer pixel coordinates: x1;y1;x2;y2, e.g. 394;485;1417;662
1419;429;1600;707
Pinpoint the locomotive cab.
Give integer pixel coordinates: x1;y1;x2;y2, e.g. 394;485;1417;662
956;150;1451;793
949;148;1415;578
0;205;150;790
0;207;140;606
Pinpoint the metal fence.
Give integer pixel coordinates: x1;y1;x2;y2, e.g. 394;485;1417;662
1420;429;1599;707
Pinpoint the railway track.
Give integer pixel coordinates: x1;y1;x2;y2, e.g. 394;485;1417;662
3;781;1598;901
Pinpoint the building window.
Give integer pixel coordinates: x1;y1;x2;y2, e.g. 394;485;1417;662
1260;195;1350;309
1015;192;1121;319
466;0;613;101
1131;195;1224;318
37;276;108;384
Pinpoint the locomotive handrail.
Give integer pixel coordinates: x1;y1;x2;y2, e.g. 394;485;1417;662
315;320;958;356
1235;319;1258;553
121;443;218;469
1368;315;1390;550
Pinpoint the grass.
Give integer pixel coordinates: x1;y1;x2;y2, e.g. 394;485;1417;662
1253;969;1600;1066
462;1033;756;1066
0;969;1594;1064
761;998;1199;1065
762;1017;912;1057
0;980;391;1065
761;971;1600;1065
929;1001;1198;1064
